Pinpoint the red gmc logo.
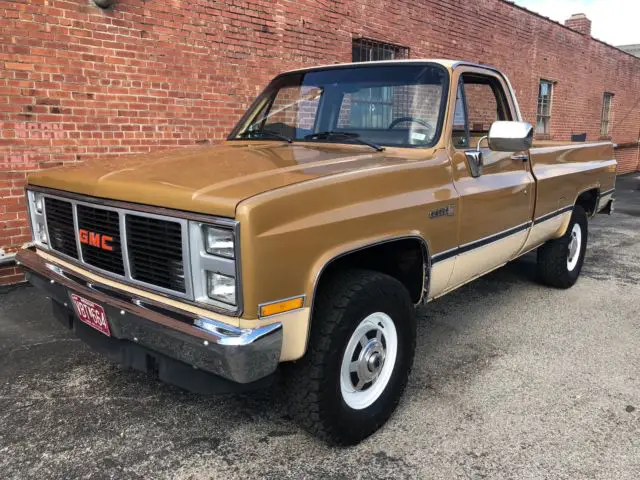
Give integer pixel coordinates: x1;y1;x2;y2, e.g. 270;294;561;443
79;229;113;251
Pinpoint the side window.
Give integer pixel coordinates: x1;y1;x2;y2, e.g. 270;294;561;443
457;74;513;148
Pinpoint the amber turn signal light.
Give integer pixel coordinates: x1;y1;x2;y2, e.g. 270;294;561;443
259;296;304;318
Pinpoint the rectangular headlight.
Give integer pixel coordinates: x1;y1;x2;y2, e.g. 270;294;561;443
203;226;234;258
206;271;236;305
189;220;240;312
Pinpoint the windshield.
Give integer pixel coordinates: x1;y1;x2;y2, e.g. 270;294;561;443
229;64;449;148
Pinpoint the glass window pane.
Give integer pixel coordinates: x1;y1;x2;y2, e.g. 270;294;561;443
464;82;504;134
251;85;322;136
536;81;553;130
452;82;468;148
453;84;466;129
600;93;613;136
338;83;443;137
234;65;448;148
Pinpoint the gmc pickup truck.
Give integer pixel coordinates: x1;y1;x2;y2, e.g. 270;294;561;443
17;60;616;445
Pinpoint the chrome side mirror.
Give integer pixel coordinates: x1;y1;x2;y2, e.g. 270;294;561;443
487;121;533;152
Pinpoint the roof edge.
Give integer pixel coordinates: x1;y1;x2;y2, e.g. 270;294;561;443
499;0;640;62
280;59;460;76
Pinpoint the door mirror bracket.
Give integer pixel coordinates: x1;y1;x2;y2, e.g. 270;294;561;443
465;150;483;178
476;135;489;152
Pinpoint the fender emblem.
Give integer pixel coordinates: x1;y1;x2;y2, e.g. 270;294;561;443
429;204;456;219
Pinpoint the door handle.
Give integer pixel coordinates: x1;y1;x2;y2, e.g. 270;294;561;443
511;154;528;162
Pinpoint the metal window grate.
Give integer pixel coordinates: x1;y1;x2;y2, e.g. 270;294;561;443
349;38;410;129
352;38;409;62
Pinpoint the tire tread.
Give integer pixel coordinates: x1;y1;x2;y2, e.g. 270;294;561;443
286;269;415;445
537;205;588;289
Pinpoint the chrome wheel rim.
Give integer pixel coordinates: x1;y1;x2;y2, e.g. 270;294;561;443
567;223;582;271
340;312;398;410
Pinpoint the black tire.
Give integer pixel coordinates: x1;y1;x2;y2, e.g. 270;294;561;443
285;269;416;445
537;205;588;288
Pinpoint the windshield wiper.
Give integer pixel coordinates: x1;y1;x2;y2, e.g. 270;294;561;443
238;129;293;143
304;131;385;152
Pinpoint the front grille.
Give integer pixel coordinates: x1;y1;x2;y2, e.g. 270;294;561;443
45;197;78;258
126;215;186;293
77;204;125;275
39;193;196;300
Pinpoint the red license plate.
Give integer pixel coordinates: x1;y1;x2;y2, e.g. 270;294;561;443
70;293;111;337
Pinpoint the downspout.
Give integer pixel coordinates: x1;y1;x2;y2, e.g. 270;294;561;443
636;129;640;172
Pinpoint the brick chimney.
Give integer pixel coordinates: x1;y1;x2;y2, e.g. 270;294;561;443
565;13;592;36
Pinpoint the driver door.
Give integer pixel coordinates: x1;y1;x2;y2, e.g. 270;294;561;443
446;68;535;290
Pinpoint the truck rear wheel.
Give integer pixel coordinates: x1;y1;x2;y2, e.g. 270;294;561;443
286;269;416;445
537;205;588;288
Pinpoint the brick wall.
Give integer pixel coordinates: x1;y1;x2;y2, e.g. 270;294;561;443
1;0;639;284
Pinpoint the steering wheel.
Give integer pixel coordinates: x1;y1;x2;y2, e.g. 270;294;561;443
387;117;432;134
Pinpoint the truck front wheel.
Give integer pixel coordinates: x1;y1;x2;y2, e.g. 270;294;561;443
537;205;588;288
286;269;416;445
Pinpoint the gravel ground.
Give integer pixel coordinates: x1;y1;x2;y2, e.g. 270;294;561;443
1;175;639;479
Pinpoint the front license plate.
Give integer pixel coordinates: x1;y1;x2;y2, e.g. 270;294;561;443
70;293;111;337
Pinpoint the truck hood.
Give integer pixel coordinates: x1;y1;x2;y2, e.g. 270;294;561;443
28;142;419;218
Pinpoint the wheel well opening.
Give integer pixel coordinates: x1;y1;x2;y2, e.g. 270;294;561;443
576;189;599;216
317;238;427;304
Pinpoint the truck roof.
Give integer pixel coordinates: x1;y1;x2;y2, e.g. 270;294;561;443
280;59;496;75
279;59;522;124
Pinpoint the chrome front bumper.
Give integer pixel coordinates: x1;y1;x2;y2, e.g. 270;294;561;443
16;248;283;384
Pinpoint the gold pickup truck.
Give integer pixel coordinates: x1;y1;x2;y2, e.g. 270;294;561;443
17;60;616;445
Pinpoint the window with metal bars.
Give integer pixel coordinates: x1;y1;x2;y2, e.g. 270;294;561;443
352;38;409;63
536;80;554;136
350;38;410;128
600;92;614;137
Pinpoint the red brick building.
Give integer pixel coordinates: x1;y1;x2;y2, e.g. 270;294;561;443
1;0;639;284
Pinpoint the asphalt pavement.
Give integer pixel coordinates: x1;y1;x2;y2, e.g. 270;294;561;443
1;174;639;479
